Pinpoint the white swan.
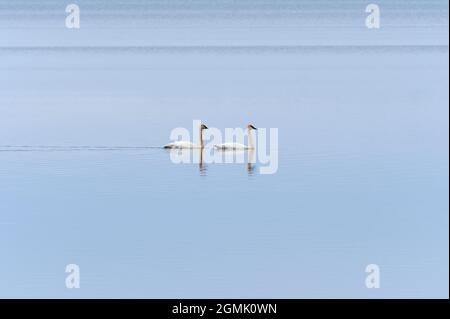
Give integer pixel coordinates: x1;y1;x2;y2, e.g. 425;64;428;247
163;124;208;149
215;124;257;150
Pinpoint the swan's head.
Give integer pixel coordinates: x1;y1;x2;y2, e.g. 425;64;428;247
200;124;209;130
247;123;257;130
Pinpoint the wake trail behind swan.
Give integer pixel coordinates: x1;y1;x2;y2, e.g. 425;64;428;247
0;146;163;152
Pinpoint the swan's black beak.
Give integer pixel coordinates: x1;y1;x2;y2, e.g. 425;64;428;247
250;125;257;130
202;124;208;129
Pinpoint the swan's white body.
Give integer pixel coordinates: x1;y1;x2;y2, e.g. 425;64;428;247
214;142;250;150
214;125;257;150
163;141;201;149
163;123;208;149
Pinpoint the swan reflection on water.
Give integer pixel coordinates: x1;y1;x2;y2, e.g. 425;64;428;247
216;148;256;177
198;148;207;176
165;148;256;176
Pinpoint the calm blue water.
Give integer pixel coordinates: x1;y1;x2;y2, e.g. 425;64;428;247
0;0;448;298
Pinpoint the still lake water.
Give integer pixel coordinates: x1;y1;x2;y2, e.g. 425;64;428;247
0;1;448;298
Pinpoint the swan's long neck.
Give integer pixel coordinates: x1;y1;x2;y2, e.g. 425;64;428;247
248;128;255;149
200;128;204;149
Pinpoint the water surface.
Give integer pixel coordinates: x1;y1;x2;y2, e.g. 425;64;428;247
0;0;448;298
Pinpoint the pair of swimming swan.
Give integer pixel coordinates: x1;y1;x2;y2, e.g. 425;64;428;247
163;123;257;150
